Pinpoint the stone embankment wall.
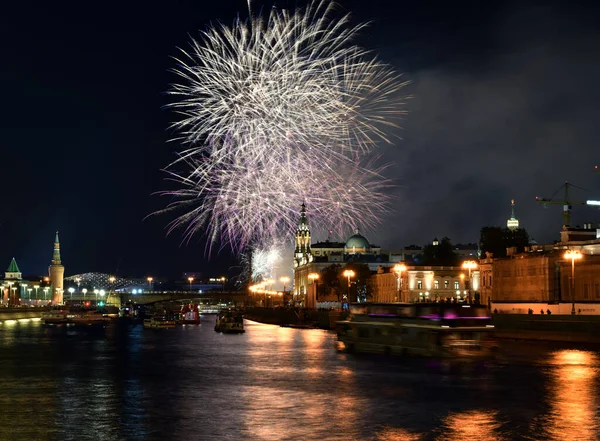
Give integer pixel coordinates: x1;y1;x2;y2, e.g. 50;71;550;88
492;314;600;343
0;308;48;321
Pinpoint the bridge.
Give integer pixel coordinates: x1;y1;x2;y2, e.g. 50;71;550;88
64;290;250;306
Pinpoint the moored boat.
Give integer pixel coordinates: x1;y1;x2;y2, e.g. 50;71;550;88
43;308;111;325
42;309;69;324
143;317;177;329
69;310;112;326
336;302;497;359
177;304;201;325
214;309;245;334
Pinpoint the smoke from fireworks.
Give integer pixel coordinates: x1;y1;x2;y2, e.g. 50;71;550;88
160;0;409;253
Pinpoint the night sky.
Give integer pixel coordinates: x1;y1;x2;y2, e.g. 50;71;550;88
1;0;599;279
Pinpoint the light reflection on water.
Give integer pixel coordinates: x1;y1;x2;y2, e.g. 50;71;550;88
538;350;600;441
0;319;599;440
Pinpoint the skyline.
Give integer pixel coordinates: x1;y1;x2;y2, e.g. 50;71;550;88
1;0;599;277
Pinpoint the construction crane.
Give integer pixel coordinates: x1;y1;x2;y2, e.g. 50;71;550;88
536;181;600;228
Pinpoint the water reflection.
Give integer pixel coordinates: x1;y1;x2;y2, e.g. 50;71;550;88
541;350;599;441
1;319;600;440
374;427;422;441
437;410;501;441
241;324;364;440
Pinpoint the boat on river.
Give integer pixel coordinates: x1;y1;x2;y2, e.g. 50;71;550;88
42;308;69;324
69;310;111;326
42;308;111;325
336;302;497;359
214;309;245;334
176;304;201;325
143;317;177;329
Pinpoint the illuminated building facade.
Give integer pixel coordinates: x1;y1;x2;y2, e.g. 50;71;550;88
483;226;600;313
49;231;64;304
368;266;480;303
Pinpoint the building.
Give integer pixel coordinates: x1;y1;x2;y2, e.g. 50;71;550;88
507;199;520;230
1;267;52;306
368;265;480;303
485;224;600;314
49;231;64;304
291;204;480;306
292;204;389;307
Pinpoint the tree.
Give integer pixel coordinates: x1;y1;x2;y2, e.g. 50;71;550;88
421;237;460;266
480;226;530;258
342;263;373;302
321;264;343;301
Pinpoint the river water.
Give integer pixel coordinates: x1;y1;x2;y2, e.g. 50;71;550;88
0;317;599;441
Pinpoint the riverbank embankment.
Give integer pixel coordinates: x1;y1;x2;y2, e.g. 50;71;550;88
492;313;600;343
0;308;49;321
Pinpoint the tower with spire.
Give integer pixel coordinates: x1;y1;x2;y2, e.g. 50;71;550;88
49;231;64;304
294;202;313;267
507;199;520;230
5;258;22;280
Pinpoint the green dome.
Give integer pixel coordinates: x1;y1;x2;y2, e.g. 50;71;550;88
345;233;370;251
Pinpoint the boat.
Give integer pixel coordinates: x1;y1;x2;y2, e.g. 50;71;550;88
336;302;497;359
42;308;69;324
177;304;201;325
42;308;111;325
68;310;111;326
214;309;245;334
143;316;177;329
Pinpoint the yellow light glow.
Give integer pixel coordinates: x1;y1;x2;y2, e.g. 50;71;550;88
343;269;355;278
392;263;407;274
564;250;583;261
462;260;478;270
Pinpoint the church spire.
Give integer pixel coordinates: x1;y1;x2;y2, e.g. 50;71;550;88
52;231;61;265
507;199;520;230
294;202;312;267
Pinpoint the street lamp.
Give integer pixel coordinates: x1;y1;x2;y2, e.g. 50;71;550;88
342;269;355;308
462;260;478;304
392;263;407;302
188;277;194;291
93;289;99;304
75;277;81;294
68;287;75;301
27;288;32;304
82;288;87;300
99;289;105;306
564;250;583;315
220;276;226;292
34;285;39;301
43;287;49;303
21;283;27;304
147;277;153;290
280;276;291;306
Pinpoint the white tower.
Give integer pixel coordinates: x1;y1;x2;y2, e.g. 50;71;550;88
507;199;520;230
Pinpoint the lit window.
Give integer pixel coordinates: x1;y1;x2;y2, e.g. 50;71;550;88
454;281;459;290
417;280;422;289
434;280;439;290
444;280;449;289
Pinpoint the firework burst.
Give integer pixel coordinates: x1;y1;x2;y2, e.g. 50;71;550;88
160;0;409;252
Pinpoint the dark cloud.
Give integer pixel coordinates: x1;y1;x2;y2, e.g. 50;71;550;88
370;1;600;248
